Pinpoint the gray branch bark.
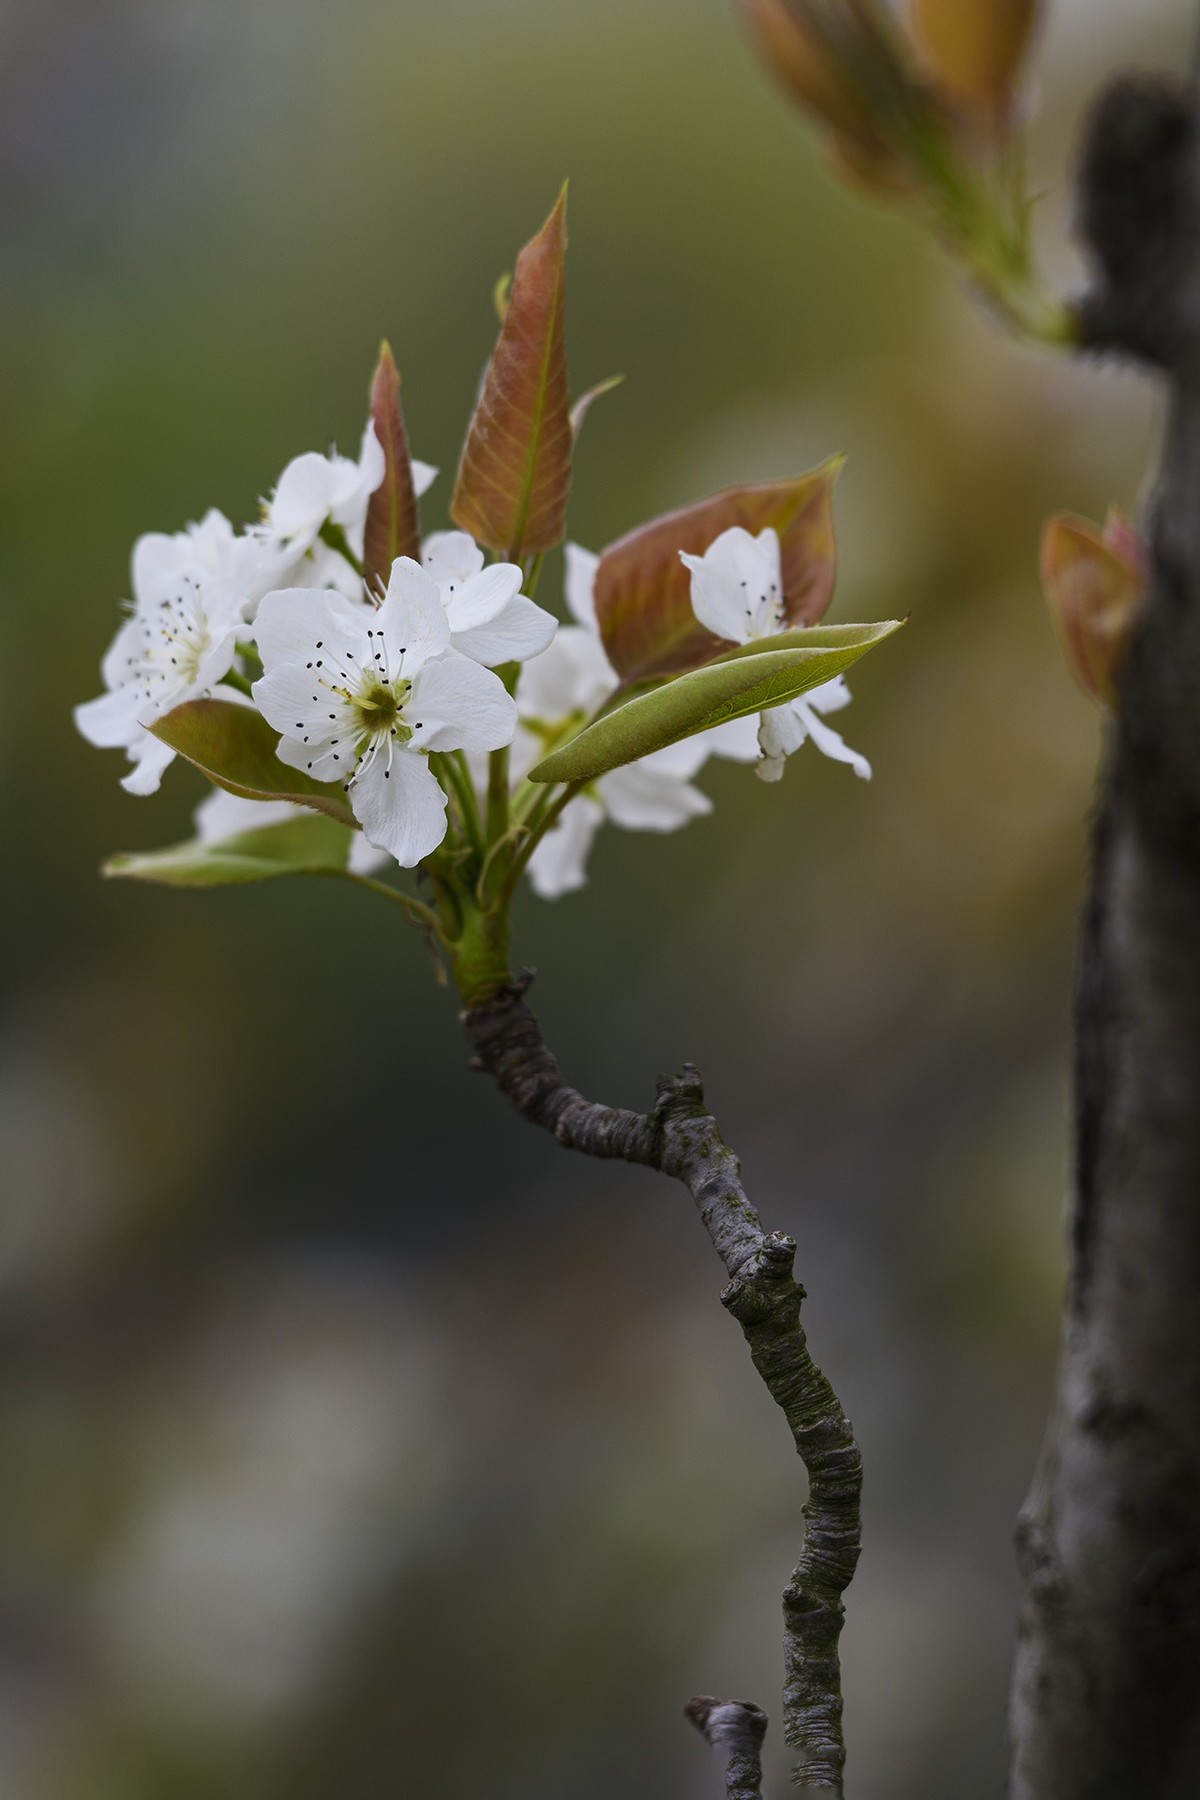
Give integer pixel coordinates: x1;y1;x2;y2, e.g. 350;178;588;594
464;975;862;1794
1009;76;1200;1799
687;1696;770;1800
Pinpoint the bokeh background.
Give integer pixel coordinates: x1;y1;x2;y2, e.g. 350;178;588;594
0;1;1191;1794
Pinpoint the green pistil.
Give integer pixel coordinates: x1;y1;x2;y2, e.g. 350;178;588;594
353;677;412;742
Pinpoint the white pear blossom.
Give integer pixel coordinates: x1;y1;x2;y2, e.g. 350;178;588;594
513;545;714;899
260;423;436;565
74;530;250;796
252;558;516;867
153;508;292;615
193;787;387;875
421;532;557;666
680;525;871;783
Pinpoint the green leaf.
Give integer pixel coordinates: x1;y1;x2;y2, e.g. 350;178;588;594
450;186;572;561
104;812;353;888
708;621;895;662
150;699;356;826
528;620;901;784
594;460;844;684
363;341;422;589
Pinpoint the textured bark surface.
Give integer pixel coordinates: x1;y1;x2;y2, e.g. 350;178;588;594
686;1697;770;1800
465;976;862;1794
1009;77;1200;1800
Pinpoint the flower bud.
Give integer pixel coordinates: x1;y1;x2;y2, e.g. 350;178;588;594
734;0;899;169
908;0;1041;119
1040;509;1147;708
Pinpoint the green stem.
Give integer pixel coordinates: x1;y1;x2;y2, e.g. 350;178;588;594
522;552;545;601
447;898;513;1008
221;667;255;698
436;752;485;859
903;116;1077;348
487;744;511;844
319;521;365;578
331;870;442;933
498;780;584;907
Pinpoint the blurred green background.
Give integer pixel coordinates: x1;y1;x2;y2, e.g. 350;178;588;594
0;1;1190;1794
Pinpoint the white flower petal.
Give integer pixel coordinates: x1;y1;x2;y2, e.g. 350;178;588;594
599;763;711;831
506;722;542;786
332;422;385;523
755;695;871;782
682;525;783;643
409;653;517;753
252;588;367;671
413;460;438;498
194;788;297;842
252;662;354;746
284;539;366;603
564;543;599;629
267;453;340;545
99;615;143;692
638;735;712;781
120;733;175;796
452;596;558;667
378;559;452;670
275;733;346;784
421;531;484;586
797;702;871;779
350;745;448;867
195;623;241;693
131;532;193;608
805;674;853;716
700;713;761;763
516;627;613;720
758;701;809;765
348;832;390;875
527;795;605;899
444;564;524;632
75;686;141;750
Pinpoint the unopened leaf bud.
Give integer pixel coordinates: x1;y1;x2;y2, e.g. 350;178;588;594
1040;509;1147;708
734;0;901;172
909;0;1041;121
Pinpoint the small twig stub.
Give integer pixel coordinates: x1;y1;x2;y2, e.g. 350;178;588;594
687;1695;769;1800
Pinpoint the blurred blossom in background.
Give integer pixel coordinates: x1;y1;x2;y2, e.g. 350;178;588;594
0;0;1191;1795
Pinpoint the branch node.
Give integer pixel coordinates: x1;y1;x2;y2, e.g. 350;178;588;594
653;1063;708;1121
686;1696;769;1800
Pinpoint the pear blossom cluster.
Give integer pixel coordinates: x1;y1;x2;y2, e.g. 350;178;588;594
77;421;870;892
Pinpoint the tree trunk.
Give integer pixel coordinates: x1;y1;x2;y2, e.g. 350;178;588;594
1009;76;1200;1799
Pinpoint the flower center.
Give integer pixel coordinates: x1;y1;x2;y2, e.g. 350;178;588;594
353;675;412;746
743;575;785;640
133;591;211;705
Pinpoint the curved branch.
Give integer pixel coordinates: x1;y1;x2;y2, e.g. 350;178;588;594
464;974;863;1793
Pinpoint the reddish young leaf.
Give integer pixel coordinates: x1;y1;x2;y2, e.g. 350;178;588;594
363;341;421;590
451;188;572;561
1040;509;1147;708
595;461;843;683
